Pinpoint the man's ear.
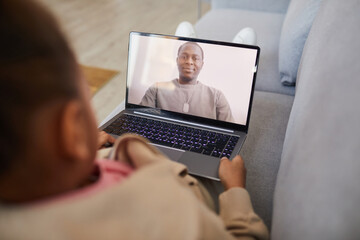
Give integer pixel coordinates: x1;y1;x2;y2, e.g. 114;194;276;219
57;100;90;162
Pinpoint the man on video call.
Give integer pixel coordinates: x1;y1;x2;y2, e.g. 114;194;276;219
140;42;234;122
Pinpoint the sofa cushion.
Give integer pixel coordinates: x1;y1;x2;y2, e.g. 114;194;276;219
195;9;295;96
278;0;322;86
272;0;360;239
211;0;291;14
240;90;294;229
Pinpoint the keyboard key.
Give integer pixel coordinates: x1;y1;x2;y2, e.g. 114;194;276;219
182;145;191;151
203;149;212;155
190;147;203;153
211;151;221;157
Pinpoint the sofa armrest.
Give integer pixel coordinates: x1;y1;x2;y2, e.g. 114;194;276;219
211;0;291;13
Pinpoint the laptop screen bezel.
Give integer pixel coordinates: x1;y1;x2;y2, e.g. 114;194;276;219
125;31;260;133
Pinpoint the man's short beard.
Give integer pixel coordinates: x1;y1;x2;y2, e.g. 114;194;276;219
179;74;197;83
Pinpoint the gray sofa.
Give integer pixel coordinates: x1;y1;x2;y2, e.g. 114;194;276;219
195;0;360;238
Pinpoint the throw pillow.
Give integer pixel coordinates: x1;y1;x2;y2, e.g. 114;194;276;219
278;0;322;86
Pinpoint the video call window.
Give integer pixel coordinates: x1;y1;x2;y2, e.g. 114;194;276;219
127;34;258;126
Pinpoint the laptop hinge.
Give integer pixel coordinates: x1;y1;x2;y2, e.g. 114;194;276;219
133;111;234;133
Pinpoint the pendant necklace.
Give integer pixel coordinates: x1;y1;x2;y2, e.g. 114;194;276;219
178;80;196;113
183;102;190;113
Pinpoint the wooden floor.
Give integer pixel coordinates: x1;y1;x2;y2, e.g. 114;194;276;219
39;0;210;123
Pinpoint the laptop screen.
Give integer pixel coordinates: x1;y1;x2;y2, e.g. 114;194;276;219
126;32;259;127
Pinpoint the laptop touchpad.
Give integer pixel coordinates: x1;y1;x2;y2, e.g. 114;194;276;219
151;144;184;162
179;152;220;180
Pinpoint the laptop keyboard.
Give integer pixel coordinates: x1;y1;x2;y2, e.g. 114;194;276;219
103;114;239;158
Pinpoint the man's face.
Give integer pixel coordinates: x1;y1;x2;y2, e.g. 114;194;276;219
177;44;204;82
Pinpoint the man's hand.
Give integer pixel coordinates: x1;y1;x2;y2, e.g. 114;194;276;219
219;155;246;190
97;131;115;149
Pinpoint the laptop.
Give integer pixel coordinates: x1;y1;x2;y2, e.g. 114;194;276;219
100;32;260;180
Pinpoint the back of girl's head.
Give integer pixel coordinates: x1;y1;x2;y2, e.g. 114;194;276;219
0;0;79;176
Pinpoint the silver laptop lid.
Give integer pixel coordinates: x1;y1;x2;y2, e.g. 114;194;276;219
125;32;260;133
